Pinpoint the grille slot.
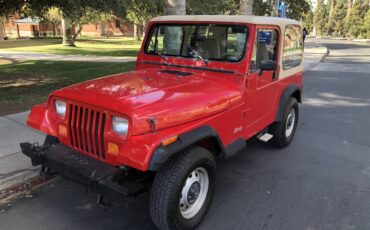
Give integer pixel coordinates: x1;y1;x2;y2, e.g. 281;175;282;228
68;103;106;159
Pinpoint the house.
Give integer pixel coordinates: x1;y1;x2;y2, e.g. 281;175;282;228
3;17;134;39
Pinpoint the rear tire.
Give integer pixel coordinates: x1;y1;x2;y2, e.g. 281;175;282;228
149;146;216;230
270;97;299;147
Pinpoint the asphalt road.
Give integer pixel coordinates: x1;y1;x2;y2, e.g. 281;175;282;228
1;39;370;230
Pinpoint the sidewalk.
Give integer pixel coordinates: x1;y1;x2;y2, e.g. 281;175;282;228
0;51;137;63
0;41;328;197
0;112;45;194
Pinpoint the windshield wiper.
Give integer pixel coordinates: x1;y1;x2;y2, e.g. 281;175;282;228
186;44;209;65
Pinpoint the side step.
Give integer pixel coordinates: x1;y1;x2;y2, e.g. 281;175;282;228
258;133;273;142
224;138;246;158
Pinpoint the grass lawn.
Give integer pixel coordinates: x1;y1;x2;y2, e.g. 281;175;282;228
0;37;142;57
0;60;135;116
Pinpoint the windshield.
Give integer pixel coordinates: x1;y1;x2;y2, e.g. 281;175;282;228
144;24;249;62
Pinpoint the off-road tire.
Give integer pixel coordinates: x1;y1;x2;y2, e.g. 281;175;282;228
149;146;216;230
270;97;299;147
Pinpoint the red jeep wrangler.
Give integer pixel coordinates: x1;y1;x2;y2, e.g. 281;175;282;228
21;15;303;229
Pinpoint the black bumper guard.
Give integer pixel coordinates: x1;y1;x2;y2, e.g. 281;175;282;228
20;143;150;208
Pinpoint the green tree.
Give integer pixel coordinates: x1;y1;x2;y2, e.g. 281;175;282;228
285;0;311;20
332;0;347;36
346;0;368;37
187;0;239;15
327;0;336;35
126;0;163;40
1;0;127;46
313;0;329;36
164;0;186;15
302;10;314;33
363;9;370;38
253;0;272;16
45;7;61;37
239;0;254;15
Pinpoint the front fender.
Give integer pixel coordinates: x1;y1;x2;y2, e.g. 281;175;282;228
27;104;58;137
148;126;225;171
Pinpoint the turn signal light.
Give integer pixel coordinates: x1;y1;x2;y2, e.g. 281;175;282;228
107;142;119;156
58;124;68;137
162;135;178;146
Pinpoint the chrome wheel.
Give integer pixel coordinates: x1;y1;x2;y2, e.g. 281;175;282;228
285;108;296;137
179;167;209;219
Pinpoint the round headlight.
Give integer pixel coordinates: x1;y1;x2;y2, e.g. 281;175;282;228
55;100;66;118
112;116;128;136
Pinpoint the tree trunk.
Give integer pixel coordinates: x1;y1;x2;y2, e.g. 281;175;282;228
347;0;353;18
329;0;335;18
73;24;82;40
100;22;106;37
327;0;336;35
16;24;20;39
134;24;141;41
164;0;186;15
239;0;253;15
134;23;137;39
52;22;56;37
61;12;75;46
163;0;186;55
272;0;279;17
0;18;5;41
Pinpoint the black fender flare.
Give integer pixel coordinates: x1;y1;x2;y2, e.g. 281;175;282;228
148;126;225;171
275;84;301;121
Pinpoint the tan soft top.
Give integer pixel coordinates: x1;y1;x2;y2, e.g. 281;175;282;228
151;15;300;29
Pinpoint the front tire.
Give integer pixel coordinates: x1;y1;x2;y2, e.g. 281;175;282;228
270;97;299;147
149;146;216;230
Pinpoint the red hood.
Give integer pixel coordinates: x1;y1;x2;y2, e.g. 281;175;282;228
52;68;243;135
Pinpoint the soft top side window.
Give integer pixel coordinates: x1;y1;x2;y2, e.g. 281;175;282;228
250;28;278;72
282;25;303;69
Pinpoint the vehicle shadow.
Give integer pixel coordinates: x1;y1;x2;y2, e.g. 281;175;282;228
0;138;277;230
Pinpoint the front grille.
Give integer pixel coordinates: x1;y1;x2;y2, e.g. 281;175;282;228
68;103;106;159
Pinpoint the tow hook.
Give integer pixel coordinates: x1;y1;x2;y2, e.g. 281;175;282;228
20;142;50;166
39;166;56;178
96;194;111;210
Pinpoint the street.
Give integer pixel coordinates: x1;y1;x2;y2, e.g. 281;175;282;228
1;39;370;230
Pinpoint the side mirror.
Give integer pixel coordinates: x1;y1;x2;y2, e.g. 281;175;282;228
260;60;277;71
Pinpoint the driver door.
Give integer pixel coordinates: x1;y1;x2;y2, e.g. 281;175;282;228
244;27;280;134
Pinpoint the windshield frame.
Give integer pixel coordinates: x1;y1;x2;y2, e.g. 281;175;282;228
143;23;250;64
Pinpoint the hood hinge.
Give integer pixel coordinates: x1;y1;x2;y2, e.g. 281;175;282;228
148;117;157;133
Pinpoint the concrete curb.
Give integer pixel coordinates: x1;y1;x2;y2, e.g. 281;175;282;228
303;42;329;71
0;111;45;197
0;167;40;195
320;46;330;62
309;36;370;43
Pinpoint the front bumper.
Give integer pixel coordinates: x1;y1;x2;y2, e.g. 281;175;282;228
20;143;150;205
